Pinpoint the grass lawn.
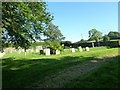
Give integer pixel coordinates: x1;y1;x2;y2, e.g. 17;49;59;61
64;55;120;88
2;47;119;88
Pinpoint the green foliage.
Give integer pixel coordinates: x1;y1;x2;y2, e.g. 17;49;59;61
103;36;110;42
107;31;120;40
42;23;65;54
43;23;65;41
30;42;45;48
44;40;63;54
88;29;102;42
2;2;53;49
74;39;88;44
60;41;72;46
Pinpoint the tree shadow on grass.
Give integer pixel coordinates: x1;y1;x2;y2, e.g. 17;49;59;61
2;55;118;88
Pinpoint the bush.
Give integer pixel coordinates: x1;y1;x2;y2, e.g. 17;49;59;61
103;36;110;42
45;41;63;54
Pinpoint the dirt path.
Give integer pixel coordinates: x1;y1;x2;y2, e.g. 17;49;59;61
30;53;118;88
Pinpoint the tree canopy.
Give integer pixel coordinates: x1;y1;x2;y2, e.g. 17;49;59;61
103;36;110;42
107;31;120;40
2;2;53;49
43;23;65;41
88;29;102;42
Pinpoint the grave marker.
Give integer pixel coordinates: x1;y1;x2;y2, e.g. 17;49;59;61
86;47;90;51
70;48;75;52
44;48;50;55
56;49;60;55
78;46;83;52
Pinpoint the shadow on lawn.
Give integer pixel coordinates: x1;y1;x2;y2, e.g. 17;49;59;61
2;55;95;71
2;55;119;88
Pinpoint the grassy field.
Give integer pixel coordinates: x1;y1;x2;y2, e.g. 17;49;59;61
64;55;120;88
2;47;119;88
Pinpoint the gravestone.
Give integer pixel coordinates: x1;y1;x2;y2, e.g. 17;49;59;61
40;50;44;55
44;48;50;55
18;50;21;54
25;52;27;55
36;46;43;50
21;49;25;52
70;48;75;52
31;48;34;53
86;47;90;51
0;52;6;58
62;44;64;47
92;42;94;47
78;46;83;52
36;49;39;53
56;49;60;55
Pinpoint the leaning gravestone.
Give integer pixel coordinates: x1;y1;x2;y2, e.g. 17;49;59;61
70;48;75;52
56;49;60;55
86;47;90;51
44;48;50;56
78;46;83;52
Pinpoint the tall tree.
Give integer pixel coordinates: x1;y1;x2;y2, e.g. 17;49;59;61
2;2;53;50
43;23;65;41
43;23;65;54
88;29;102;42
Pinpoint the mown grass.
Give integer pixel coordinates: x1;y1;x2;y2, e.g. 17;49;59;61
64;55;120;88
2;47;119;88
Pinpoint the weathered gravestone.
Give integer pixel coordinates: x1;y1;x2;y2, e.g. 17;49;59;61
78;46;83;52
0;52;6;58
18;50;21;54
56;49;60;55
92;42;94;47
36;49;39;53
44;48;50;55
31;48;34;53
70;48;75;52
36;46;43;53
85;47;90;51
40;50;44;55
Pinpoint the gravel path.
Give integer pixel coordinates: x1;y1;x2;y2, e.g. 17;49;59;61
30;53;118;88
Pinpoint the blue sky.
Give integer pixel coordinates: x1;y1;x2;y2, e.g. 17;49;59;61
46;2;118;42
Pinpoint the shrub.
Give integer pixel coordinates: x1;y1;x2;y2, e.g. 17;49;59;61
103;36;110;42
44;41;63;54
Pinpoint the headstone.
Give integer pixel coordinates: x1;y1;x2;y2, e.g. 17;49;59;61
44;48;50;55
92;42;94;47
64;46;67;49
86;47;90;51
62;44;64;47
40;50;44;55
31;48;34;53
25;52;27;55
70;48;75;52
78;46;83;52
21;49;25;52
26;49;29;53
36;49;39;53
43;49;46;53
0;52;5;58
36;46;43;50
18;50;21;54
56;49;60;55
